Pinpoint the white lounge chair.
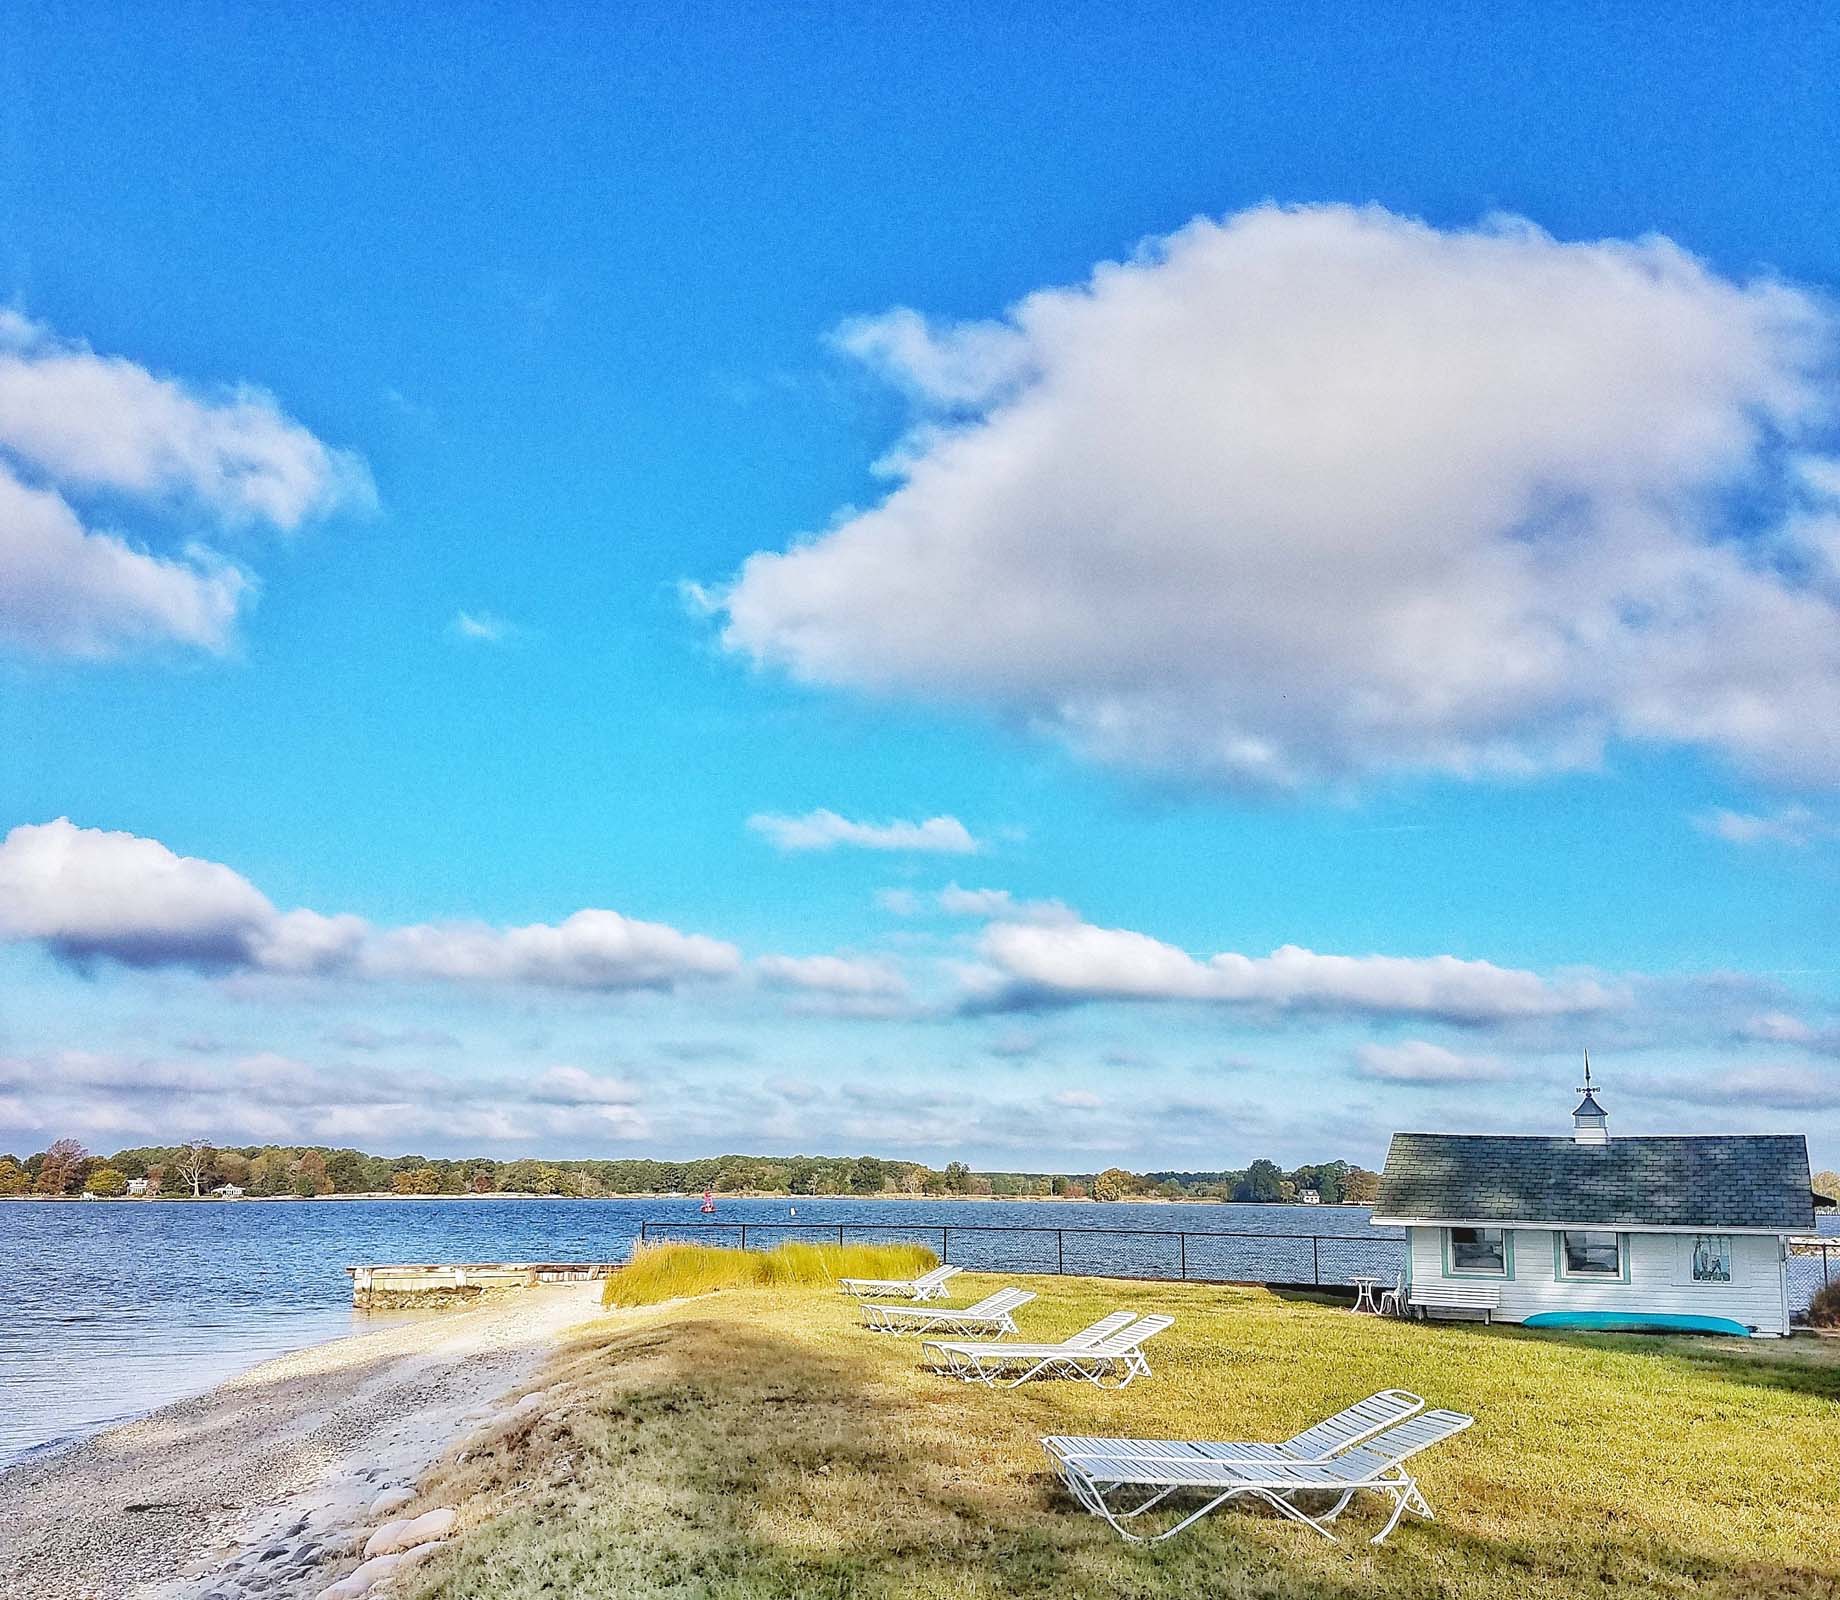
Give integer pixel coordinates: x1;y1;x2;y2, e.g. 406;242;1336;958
1043;1388;1424;1469
1046;1406;1473;1546
858;1285;1035;1335
924;1312;1172;1388
837;1263;962;1301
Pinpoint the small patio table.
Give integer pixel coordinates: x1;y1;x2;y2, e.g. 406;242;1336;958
1348;1275;1382;1315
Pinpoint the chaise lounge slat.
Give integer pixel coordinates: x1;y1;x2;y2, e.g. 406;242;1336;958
858;1285;1035;1335
1043;1388;1424;1468
923;1312;1172;1388
837;1263;962;1301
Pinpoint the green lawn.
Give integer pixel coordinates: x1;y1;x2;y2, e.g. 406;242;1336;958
406;1274;1840;1599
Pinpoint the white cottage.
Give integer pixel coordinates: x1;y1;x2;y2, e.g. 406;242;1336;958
1370;1073;1813;1337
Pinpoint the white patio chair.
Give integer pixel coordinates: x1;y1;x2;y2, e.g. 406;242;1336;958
923;1311;1170;1388
837;1263;962;1300
858;1285;1035;1335
1045;1406;1473;1546
1376;1274;1407;1317
1043;1388;1424;1471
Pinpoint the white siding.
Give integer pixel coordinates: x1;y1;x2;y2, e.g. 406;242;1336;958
1406;1226;1789;1335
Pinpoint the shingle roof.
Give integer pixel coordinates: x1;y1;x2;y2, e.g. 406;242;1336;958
1373;1133;1813;1231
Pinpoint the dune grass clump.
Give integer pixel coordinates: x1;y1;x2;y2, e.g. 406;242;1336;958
603;1240;937;1308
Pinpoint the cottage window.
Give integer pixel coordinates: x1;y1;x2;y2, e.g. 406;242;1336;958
1691;1235;1732;1283
1560;1230;1622;1277
1448;1227;1507;1274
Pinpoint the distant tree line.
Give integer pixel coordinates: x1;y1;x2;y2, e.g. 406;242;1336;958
0;1140;1379;1204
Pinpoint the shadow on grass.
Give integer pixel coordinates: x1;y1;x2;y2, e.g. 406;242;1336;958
406;1298;1840;1600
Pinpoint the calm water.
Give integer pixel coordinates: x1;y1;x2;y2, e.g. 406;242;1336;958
3;1195;1833;1468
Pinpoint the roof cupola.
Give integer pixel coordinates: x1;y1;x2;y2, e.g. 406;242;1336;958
1572;1051;1608;1146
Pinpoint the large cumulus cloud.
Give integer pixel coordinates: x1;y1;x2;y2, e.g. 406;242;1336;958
717;204;1840;791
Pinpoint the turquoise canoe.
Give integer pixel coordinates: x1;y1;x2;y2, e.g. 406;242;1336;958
1522;1311;1751;1337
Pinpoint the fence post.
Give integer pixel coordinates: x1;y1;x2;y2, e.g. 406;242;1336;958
639;1221;647;1243
941;1227;949;1265
1312;1235;1320;1286
1057;1230;1065;1274
838;1225;845;1248
1179;1233;1187;1280
740;1224;748;1251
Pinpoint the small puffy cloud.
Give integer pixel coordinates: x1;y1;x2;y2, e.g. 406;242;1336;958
875;888;923;916
1051;1088;1104;1109
748;809;980;854
0;312;371;527
972;917;1616;1024
936;884;1078;924
1741;1011;1817;1044
756;953;908;998
365;911;740;991
1695;805;1834;847
0;315;368;660
717;204;1840;792
1352;1039;1511;1083
529;1065;642;1106
0;464;249;658
0;819;740;994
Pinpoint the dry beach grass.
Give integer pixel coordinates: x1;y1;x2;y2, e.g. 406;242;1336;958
405;1272;1840;1600
603;1239;939;1307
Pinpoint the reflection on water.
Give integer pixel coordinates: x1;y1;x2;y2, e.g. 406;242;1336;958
2;1194;1830;1466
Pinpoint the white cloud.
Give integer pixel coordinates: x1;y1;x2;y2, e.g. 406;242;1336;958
936;883;1078;924
450;610;516;644
0;817;275;967
0;1048;653;1148
0;819;740;993
717;204;1840;791
1352;1039;1511;1083
1626;1062;1840;1112
1051;1088;1104;1109
972;917;1616;1024
0;312;371;527
1695;805;1834;847
875;887;923;916
364;911;740;991
0;314;369;659
529;1065;643;1106
0;463;249;657
756;953;908;998
748;809;980;853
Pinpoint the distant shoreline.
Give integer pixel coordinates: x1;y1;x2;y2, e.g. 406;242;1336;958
0;1190;1370;1206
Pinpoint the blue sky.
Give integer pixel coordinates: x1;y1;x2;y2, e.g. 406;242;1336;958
2;4;1837;1169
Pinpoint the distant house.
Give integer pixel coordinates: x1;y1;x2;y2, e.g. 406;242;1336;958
212;1184;245;1198
1298;1188;1322;1205
1371;1070;1812;1337
126;1178;149;1196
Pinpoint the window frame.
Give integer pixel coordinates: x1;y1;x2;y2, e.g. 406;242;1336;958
1689;1233;1733;1285
1444;1225;1512;1278
1554;1228;1627;1281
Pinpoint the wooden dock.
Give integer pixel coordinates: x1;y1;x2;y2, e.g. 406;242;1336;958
346;1261;618;1308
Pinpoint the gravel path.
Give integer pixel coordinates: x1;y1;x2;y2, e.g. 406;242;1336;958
0;1283;601;1600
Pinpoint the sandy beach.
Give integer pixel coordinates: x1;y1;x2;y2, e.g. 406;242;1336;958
0;1283;602;1600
